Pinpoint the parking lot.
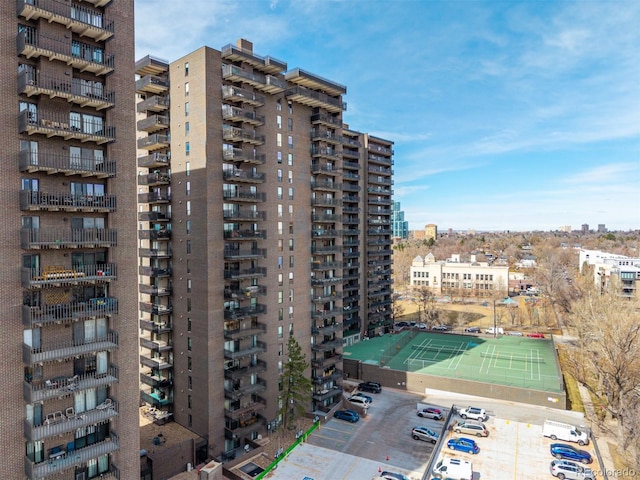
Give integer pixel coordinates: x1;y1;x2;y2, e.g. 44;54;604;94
268;386;599;480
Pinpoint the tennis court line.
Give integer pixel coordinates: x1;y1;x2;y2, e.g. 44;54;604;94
448;342;467;370
531;348;541;381
479;344;495;375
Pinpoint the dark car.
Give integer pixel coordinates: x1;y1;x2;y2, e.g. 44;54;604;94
550;443;592;464
334;409;359;423
447;437;480;454
395;321;410;328
464;326;481;333
380;471;410;480
417;407;443;420
358;381;382;393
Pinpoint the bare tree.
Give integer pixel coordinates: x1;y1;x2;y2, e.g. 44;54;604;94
563;280;640;465
412;286;438;327
391;292;405;324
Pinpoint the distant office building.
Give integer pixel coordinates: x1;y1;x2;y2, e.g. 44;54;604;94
391;201;409;239
425;224;437;241
581;224;590;234
597;224;606;233
579;249;640;298
410;253;509;297
135;39;394;464
558;225;572;232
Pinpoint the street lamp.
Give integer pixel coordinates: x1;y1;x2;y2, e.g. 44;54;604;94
493;299;497;337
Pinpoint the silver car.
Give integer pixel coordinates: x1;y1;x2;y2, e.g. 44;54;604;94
411;426;439;444
550;460;594;480
453;420;488;437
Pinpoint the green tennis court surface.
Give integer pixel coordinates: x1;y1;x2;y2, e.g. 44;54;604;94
344;331;563;393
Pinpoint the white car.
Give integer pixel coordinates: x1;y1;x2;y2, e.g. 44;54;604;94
484;327;504;335
347;395;370;407
457;406;488;421
550;460;594;480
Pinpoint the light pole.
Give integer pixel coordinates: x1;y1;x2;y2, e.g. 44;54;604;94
493;299;497;337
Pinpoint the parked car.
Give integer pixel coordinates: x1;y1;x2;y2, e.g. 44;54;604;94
454;420;488;437
417;407;443;420
506;331;523;336
432;324;450;331
464;326;481;333
484;327;504;335
411;426;439;444
457;406;488;421
395;321;410;328
550;459;594;479
334;409;359;423
527;332;545;339
358;381;382;393
447;437;480;454
350;392;373;403
550;443;592;464
417;323;427;330
380;472;410;480
347;395;370;407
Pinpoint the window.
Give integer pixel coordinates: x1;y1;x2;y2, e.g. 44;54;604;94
278;273;283;286
289;256;294;268
186;220;191;234
287;153;293;166
276;100;282;111
288;118;293;131
186;161;190;176
186;200;191;215
288;188;293;200
185;82;189;96
185;121;190;135
277;256;283;269
288;171;293;183
187;337;192;351
185;102;189;117
186;181;191;196
278;308;283;321
187;317;192;332
187;357;192;370
289;289;294;302
185;62;189;76
277;204;283;218
278;239;283;252
187;279;192;292
288;205;293;217
278;291;283;304
188;394;192;408
186;239;191;254
188;376;192;390
276;133;282;147
187;298;191;312
277;187;283;200
188;414;192;427
288;102;293;114
289;323;294;335
289;223;294;235
277;222;283;235
276;115;282;129
278;343;283;356
287;136;293;148
277;151;282;164
288;239;294;251
277;326;283;339
277;169;282;182
288;306;294;319
185;141;190;156
288;272;294;284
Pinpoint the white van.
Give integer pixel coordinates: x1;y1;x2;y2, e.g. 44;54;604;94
432;457;473;480
543;420;589;446
484;327;504;335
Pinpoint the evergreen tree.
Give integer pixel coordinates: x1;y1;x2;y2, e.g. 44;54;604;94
279;335;312;430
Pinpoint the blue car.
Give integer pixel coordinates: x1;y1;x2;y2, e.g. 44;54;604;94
447;437;480;454
334;409;359;423
550;443;592;464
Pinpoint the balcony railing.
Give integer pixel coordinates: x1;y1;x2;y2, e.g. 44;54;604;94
135;75;169;94
24;400;118;442
285;85;344;113
310;179;342;192
311;113;342;128
223;341;267;360
312;369;343;385
137;114;169;133
19;149;115;178
20;191;116;213
222;190;266;203
139;319;172;334
225;285;266;299
140;372;172;389
138;211;170;222
17;0;114;41
138;266;171;278
311;129;342;144
311;354;342;368
311;197;342;207
138;248;171;258
17;29;114;76
137;171;171;186
224;360;267;380
23;331;118;364
137;134;169;151
137;94;169;113
137;152;169;168
140;355;172;371
311;386;342;402
223;209;265;221
25;433;119;479
23;298;118;327
139;301;172;315
140;390;172;408
18;110;115;145
311;147;341;160
311;162;341;175
24;365;118;403
224;322;267;340
312;213;342;223
22;263;116;288
311;276;343;286
222;105;265;126
140;337;172;352
312;310;343;322
138;191;170;203
221;85;265;107
225;398;267;420
223;148;266;165
222;126;265;145
138;229;171;241
223;304;266;320
224;267;267;280
221;43;287;73
223;247;266;260
224;378;267;399
139;283;171;296
21;228;117;249
18;70;114;110
222;169;266;184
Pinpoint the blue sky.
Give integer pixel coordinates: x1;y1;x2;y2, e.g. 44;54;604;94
135;0;640;232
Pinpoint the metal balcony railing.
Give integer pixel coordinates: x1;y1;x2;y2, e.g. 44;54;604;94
135;75;169;94
222;105;265;125
20;149;115;178
23;365;119;403
223;341;267;360
21;228;117;249
221;85;265;106
223;304;266;320
285;85;344;113
20;191;116;212
22;263;116;288
223;267;267;280
18;110;115;144
137;152;170;168
22;298;118;327
137;94;169;113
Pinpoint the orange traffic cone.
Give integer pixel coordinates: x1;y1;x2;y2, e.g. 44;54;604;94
386;454;389;461
378;466;382;473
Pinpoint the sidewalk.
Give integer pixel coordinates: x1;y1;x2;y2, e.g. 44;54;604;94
576;383;621;478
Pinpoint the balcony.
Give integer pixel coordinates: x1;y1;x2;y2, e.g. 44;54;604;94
223;229;267;241
368;198;392;207
312;309;343;322
138;171;171;186
311;245;340;254
137;114;169;133
223;341;267;360
18;70;114;110
311;146;341;160
222;65;281;92
140;337;172;352
221;43;287;74
21;228;117;250
137;134;169;151
311;162;340;175
139;319;172;334
22;263;117;289
24;400;118;442
312;369;343;385
223;304;266;321
223;148;265;165
223;190;266;203
221;85;265;107
311;354;342;369
224;360;267;380
223;209;265;222
138;248;171;259
139;301;172;316
23;365;118;403
222;105;265;126
343;183;360;192
139;283;171;296
222;126;265;146
138;229;171;241
223;247;266;260
311;197;342;207
311;113;342;128
23;298;117;327
136;75;169;94
310;179;341;192
311;276;343;286
285;85;344;113
312;260;342;271
138;211;170;222
135;55;169;76
17;0;114;41
23;331;118;365
20;191;116;213
24;433;119;479
224;267;267;280
285;68;347;97
343;148;360;159
138;191;170;204
311;386;342;402
225;415;266;438
222;169;265;184
19;110;115;145
224;378;267;400
311;129;342;144
137;94;169;113
225;399;267;420
312;213;342;223
17;30;114;76
368;154;394;167
140;390;172;408
224;322;267;340
311;229;343;238
225;285;265;300
311;291;341;303
138;266;171;278
368;176;393;187
19;149;115;178
140;355;172;371
138;152;169;169
140;371;172;389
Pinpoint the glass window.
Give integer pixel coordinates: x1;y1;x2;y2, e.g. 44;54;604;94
277;187;283;200
185;141;190;156
186;181;191;195
185;102;189;117
185;82;189;96
277;169;282;182
288;118;293;131
287;153;293;166
276;133;282;147
185;121;190;135
288;188;293;200
277;204;283;218
276;100;282;111
186;220;191;234
288;136;293;148
185;62;189;76
277;151;282;164
276;115;282;129
186;161;190;176
288;171;293;183
278;291;283;304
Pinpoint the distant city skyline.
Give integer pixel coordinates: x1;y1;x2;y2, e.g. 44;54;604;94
135;0;640;231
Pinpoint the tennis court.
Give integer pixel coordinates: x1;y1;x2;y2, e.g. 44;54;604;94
345;331;563;393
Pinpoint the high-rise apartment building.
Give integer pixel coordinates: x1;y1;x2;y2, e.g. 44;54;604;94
135;39;393;461
1;1;139;478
